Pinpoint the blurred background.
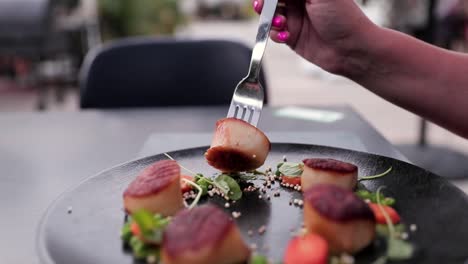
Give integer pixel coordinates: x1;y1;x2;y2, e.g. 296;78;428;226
1;0;468;174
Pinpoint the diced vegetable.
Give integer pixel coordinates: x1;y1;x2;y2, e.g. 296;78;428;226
180;175;194;193
375;187;414;262
281;175;301;186
131;221;141;237
369;203;401;224
284;233;328;264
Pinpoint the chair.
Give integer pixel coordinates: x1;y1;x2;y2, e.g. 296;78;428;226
79;38;268;108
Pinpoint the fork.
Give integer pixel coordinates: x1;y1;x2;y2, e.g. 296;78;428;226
227;0;278;127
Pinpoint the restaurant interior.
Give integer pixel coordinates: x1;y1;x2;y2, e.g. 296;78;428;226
1;1;468;264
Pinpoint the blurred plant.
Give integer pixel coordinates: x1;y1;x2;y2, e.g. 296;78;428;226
98;0;184;40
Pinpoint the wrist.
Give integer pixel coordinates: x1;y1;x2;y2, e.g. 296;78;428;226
334;21;382;80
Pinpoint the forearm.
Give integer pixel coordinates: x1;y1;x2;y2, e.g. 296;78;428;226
349;26;468;138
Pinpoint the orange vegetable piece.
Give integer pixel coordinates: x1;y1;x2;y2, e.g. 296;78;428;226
369;203;401;224
130;221;141;237
281;175;301;186
284;233;328;264
180;175;194;193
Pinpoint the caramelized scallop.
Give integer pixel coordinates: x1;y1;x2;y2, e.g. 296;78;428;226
301;158;358;191
123;160;184;216
205;118;270;172
161;204;250;264
303;184;375;254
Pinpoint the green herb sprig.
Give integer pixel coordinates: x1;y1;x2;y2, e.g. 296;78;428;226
372;187;414;263
355;189;395;206
181;178;203;209
194;173;243;201
121;210;171;261
164;153;242;201
215;174;243;200
359;167;393;182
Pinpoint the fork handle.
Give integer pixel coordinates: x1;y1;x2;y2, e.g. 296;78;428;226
246;0;278;82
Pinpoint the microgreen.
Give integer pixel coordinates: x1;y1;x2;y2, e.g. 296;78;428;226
121;221;132;243
278;162;304;177
372;187;414;263
131;210;170;244
215;174;243;200
129;236;160;260
355;189;395;206
181;178;203;209
359;167;393;182
250;254;269;264
163;153;197;175
195;173;210;195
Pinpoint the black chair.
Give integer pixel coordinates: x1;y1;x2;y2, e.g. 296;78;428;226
79;38;268;108
0;0;52;58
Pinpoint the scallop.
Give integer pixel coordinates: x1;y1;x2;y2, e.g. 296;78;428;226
161;204;250;264
123;160;184;216
205;118;270;172
303;184;376;254
301;158;358;191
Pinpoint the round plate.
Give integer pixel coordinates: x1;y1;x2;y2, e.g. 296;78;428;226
37;143;468;264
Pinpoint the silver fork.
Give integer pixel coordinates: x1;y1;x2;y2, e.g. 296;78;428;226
227;0;278;127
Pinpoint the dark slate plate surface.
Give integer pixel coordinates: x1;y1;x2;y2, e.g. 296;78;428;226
37;143;468;264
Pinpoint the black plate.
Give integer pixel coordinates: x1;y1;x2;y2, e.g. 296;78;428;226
37;143;468;264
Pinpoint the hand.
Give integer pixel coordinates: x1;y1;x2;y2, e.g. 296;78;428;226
253;0;376;76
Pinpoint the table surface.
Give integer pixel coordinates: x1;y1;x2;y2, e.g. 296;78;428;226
0;105;406;264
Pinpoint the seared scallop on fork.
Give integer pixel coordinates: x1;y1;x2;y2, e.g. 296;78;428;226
205;118;270;172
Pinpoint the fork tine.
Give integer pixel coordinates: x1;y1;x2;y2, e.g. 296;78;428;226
250;108;261;127
237;105;244;120
227;104;237;118
242;106;250;122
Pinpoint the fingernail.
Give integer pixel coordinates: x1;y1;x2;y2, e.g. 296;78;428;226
277;31;289;42
272;16;284;28
253;0;261;13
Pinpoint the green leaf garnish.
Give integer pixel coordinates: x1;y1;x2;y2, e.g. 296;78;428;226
249;170;266;175
129;236;160;260
132;210;157;238
278;162;304;177
355;190;395;206
215;174;243;200
275;162;284;176
121;221;132;243
359;167;393;182
195;173;210;195
387;238;414;260
131;210;170;244
250;254;269;264
375;187;414;263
